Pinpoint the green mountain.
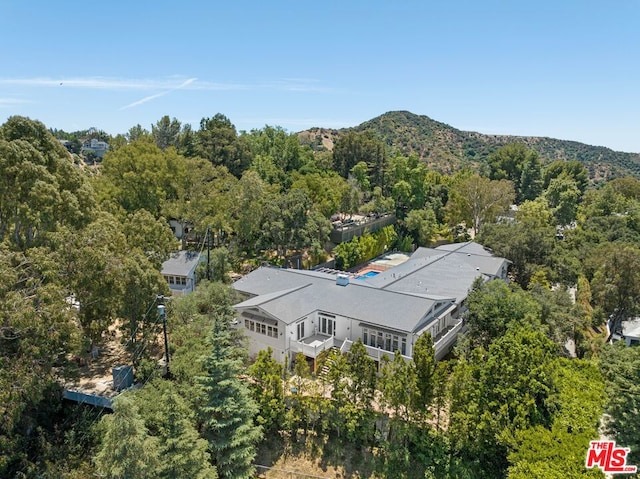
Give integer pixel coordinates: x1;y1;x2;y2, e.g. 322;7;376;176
299;111;640;180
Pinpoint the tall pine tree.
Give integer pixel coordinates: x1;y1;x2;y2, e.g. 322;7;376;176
94;395;160;479
134;380;218;479
197;306;262;479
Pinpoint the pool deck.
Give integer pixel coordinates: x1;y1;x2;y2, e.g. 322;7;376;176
353;252;411;276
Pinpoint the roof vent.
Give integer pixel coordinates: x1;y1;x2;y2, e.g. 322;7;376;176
336;274;349;286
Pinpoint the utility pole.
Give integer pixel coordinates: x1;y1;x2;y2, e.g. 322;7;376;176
157;296;170;377
206;225;211;281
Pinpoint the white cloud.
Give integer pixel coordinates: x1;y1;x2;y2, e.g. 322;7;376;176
0;77;164;90
0;76;239;91
0;76;333;93
0;98;30;107
0;76;241;92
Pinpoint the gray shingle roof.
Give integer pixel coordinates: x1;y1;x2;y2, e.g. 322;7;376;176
233;242;507;334
367;244;508;302
161;251;201;277
234;267;445;332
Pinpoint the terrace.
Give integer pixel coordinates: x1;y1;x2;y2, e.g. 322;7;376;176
291;333;337;358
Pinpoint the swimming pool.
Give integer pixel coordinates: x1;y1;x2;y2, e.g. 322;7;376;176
355;270;380;280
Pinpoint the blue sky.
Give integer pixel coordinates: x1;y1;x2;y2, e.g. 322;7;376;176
1;0;638;152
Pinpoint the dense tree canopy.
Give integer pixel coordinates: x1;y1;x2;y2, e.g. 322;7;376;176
333;130;386;188
589;243;640;335
488;143;542;203
96;140;185;217
0;247;80;475
0;116;95;248
1;114;634;479
600;343;640;467
195;114;251;177
447;174;515;235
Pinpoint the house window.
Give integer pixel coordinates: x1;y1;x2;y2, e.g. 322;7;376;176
242;313;278;338
319;314;335;336
362;325;407;354
297;321;305;340
179;277;187;286
168;276;175;285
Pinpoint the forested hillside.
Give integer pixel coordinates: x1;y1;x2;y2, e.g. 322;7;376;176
299;110;640;179
2;114;640;478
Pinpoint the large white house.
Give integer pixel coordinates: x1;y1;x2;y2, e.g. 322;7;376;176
232;242;509;368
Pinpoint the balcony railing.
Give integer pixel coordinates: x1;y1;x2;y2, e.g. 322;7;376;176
433;320;464;360
340;339;412;363
291;334;336;358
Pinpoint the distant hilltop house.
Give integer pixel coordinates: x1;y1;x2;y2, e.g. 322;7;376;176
59;139;73;152
329;212;396;243
80;138;109;158
232;242;510;369
168;219;196;242
161;251;203;296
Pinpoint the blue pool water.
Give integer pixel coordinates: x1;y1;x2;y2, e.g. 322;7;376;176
355;270;380;280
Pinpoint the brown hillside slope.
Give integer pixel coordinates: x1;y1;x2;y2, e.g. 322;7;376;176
299;111;640;180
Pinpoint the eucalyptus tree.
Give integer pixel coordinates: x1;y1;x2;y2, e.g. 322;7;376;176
0;116;96;249
446;174;515;236
589;243;640;335
448;326;558;478
97;139;186;218
0;246;80;476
